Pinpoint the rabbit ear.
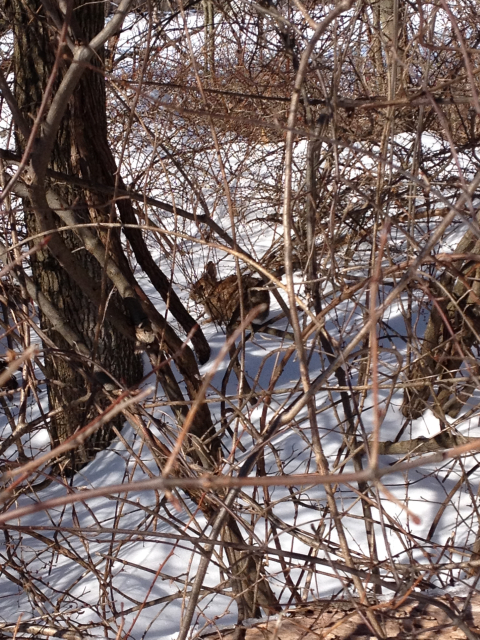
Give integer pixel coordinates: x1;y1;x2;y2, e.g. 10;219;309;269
205;261;217;280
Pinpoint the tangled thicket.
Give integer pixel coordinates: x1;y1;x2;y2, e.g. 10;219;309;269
1;1;480;639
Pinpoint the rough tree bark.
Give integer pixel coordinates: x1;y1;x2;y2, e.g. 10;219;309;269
10;0;144;472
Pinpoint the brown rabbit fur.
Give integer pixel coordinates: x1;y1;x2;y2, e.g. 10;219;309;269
190;262;270;326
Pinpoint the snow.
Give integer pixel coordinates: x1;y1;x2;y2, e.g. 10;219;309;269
2;254;479;639
3;170;480;638
2;7;480;640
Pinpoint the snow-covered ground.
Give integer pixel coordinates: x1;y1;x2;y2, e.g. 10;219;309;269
2;192;480;638
2;5;480;640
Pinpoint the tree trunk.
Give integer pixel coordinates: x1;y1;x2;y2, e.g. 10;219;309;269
11;0;143;473
204;0;215;75
402;226;480;420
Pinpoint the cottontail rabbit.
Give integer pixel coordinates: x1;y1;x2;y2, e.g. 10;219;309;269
190;262;270;326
